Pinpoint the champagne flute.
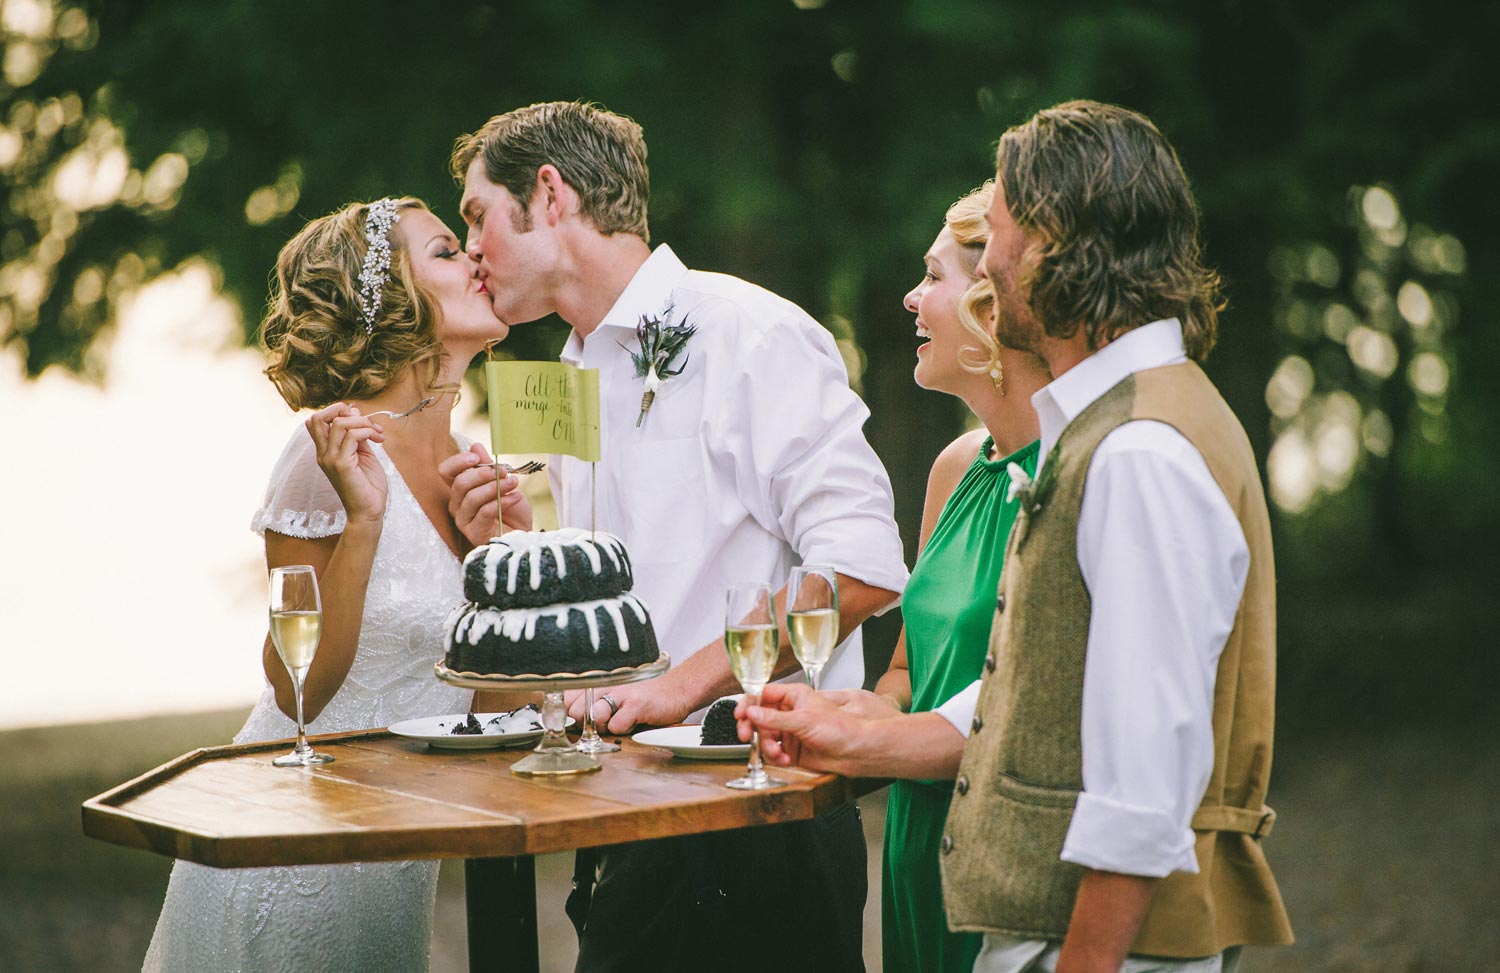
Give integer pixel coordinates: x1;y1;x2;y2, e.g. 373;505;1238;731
576;687;621;754
786;565;839;692
724;582;786;790
268;565;334;767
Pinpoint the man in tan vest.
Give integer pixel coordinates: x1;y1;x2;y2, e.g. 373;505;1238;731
741;100;1292;972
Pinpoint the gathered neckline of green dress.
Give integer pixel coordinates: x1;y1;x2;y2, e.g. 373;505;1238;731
977;434;1040;471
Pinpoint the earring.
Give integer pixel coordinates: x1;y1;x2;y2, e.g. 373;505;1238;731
988;356;1005;395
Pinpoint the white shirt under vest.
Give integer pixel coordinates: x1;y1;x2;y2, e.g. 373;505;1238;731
937;318;1250;882
550;244;908;698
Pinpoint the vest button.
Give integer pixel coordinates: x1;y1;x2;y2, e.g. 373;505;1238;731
984;654;996;673
956;775;969;796
971;715;983;734
941;834;954;855
995;593;1006;613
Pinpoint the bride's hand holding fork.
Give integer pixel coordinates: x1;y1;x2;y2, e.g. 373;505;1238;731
306;402;388;527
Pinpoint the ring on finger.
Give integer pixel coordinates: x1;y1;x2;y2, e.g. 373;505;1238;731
601;694;621;718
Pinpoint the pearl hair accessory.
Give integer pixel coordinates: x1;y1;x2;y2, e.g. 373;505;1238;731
357;198;402;334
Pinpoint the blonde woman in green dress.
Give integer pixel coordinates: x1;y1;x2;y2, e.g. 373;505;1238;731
874;182;1050;973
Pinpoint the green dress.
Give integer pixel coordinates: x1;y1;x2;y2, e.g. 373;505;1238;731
882;436;1039;973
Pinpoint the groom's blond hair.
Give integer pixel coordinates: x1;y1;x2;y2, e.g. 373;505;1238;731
452;101;650;243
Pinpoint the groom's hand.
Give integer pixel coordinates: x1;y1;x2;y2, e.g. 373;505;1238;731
564;677;694;734
565;631;747;734
441;444;530;545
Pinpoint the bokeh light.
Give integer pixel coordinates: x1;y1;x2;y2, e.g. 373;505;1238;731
1265;354;1315;419
1265;183;1465;515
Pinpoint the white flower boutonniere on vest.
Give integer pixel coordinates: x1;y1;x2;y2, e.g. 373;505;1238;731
1005;463;1034;505
1008;450;1061;511
623;311;697;428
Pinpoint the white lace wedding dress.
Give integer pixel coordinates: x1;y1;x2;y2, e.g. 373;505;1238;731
143;428;473;972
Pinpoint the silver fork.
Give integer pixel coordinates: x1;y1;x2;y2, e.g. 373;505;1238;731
364;397;436;422
477;460;547;475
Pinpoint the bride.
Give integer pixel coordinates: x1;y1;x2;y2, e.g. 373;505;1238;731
144;197;531;971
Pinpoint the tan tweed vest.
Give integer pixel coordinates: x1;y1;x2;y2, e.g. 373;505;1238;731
940;362;1293;957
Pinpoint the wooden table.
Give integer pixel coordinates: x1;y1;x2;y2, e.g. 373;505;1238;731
82;728;866;972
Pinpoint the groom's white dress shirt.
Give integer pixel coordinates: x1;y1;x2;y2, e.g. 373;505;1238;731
549;245;908;697
936;320;1249;965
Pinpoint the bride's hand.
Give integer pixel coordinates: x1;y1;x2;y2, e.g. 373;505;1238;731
307;402;387;525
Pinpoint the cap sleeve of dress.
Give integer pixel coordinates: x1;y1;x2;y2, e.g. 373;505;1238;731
249;426;347;538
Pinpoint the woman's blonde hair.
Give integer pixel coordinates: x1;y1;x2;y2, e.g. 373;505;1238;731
260;197;456;410
944;181;1004;377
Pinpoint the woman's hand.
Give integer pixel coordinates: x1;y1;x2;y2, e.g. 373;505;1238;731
306;402;387;525
440;443;534;545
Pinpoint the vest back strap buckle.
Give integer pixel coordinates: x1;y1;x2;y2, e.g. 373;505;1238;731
1190;803;1276;839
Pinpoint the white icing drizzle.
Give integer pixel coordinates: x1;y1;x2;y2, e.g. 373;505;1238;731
506;548;521;595
606;596;628;647
579;603;601;650
483;544;504;595
466;528;631;597
595;535;626;572
623;595;647;623
443;601;469;636
454;593;649;653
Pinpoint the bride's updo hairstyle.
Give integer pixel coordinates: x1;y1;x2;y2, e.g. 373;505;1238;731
260;197;448;410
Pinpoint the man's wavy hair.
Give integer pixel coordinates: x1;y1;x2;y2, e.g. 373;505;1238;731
451;101;650;243
260;197;455;410
996;100;1224;361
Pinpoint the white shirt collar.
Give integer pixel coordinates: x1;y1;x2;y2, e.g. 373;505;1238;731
601;243;688;329
1032;317;1187;467
561;244;688;364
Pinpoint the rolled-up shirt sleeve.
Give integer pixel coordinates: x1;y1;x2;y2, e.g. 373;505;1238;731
934;679;981;736
718;305;909;602
1060;420;1249;878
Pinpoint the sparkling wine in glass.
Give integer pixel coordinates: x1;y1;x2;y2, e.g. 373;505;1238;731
724;582;786;790
786;565;839;692
269;565;334;767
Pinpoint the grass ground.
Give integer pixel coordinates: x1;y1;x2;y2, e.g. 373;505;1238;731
1;710;1493;971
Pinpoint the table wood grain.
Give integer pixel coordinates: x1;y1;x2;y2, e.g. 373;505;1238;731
82;728;867;869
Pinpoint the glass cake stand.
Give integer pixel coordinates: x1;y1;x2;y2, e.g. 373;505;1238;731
434;654;670;776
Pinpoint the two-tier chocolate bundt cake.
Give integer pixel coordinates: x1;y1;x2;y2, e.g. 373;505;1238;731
443;529;660;677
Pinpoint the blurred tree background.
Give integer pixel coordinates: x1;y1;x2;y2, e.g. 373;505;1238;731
4;0;1496;735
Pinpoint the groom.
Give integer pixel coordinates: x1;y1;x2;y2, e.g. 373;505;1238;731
443;101;906;971
742;101;1294;971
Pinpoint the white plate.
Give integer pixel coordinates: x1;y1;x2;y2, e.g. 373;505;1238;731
388;712;573;750
632;724;750;760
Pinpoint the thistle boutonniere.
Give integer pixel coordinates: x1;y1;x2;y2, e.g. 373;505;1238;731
622;311;696;427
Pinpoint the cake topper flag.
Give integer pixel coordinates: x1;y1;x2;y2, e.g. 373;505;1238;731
483;354;602;463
